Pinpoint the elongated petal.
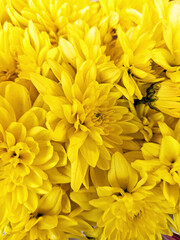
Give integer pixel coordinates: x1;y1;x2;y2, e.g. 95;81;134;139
24;189;38;212
162;182;179;207
80;137;100;167
30;72;62;96
60;38;76;68
38;215;58;230
109;152;139;192
3;83;31;119
160;136;180;165
71;151;89;191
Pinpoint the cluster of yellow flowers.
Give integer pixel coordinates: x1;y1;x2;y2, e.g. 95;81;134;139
0;0;180;239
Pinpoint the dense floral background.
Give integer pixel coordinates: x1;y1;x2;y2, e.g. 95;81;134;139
0;0;180;239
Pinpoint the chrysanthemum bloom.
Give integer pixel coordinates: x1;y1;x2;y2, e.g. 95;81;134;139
98;0;168;60
133;80;180;142
113;24;156;101
0;19;61;98
71;152;174;240
31;59;139;191
97;0;151;62
0;82;67;216
2;186;91;240
132;119;180;206
58;21;121;85
143;80;180;118
98;0;177;102
98;0;147;33
0;21;41;102
7;0;101;45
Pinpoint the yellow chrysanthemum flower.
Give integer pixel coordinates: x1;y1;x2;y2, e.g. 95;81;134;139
2;186;90;240
7;0;101;45
55;21;121;85
0;82;67;214
0;21;39;102
114;25;156;101
141;80;180;118
133;90;179;143
0;20;60;99
132;119;180;206
31;60;139;191
97;0;180;103
71;152;174;240
99;0;147;32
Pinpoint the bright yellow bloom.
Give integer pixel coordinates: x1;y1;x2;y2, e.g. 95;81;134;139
133;79;180;142
7;0;101;45
0;82;66;214
90;190;173;240
59;22;121;84
99;0;147;32
71;152;174;240
114;25;156;101
0;20;60;99
132;120;180;206
31;60;139;191
145;80;180;118
96;0;166;102
0;21;40;102
2;186;88;240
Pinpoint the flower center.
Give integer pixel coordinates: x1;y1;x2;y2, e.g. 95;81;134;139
133;210;142;220
0;139;35;185
94;112;102;121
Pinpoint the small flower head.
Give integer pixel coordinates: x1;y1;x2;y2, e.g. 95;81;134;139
0;82;66;215
1;186;85;240
146;80;180;118
71;152;174;240
132;120;180;206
